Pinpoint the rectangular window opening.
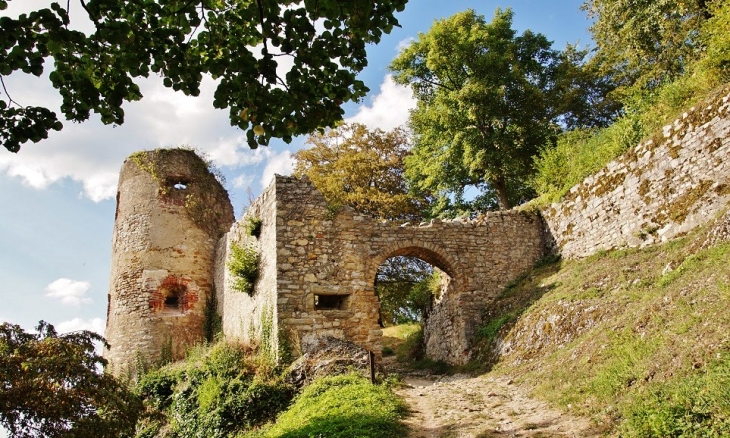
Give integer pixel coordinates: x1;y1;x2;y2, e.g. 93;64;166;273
165;295;180;309
314;294;350;310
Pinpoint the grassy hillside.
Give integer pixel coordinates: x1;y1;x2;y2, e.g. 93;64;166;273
474;210;730;436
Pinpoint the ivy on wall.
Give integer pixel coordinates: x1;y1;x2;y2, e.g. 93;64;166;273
244;216;263;238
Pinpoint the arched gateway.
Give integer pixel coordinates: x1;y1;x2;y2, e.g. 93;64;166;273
105;154;548;374
212;175;548;366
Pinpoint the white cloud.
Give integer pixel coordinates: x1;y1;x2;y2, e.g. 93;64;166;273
208;136;269;168
0;69;254;202
261;150;295;188
81;171;120;202
56;317;106;336
396;37;415;52
232;174;255;189
45;278;92;306
346;75;415;131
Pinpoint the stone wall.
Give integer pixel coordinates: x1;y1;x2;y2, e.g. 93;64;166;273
214;180;279;355
542;90;730;258
404;212;548;363
107;88;730;372
105;149;234;375
218;175;547;364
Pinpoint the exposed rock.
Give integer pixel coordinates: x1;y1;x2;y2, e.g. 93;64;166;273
285;336;374;389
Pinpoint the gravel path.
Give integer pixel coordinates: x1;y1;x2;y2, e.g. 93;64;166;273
395;373;601;438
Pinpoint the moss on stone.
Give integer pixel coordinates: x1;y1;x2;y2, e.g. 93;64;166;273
668;180;714;224
129;148;233;238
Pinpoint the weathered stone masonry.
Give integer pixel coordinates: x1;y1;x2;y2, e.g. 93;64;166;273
106;90;730;373
214;175;547;365
105;150;234;374
541;89;730;258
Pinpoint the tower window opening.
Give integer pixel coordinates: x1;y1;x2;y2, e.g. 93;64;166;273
159;280;188;315
165;294;180;308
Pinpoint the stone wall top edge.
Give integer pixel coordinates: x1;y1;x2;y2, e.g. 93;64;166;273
544;88;730;212
370;210;540;229
249;173;540;229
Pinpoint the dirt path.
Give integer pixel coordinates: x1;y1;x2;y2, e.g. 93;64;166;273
395;372;600;438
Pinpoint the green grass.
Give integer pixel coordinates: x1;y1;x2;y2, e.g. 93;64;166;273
530;70;728;206
382;322;425;363
249;374;407;438
382;323;421;340
618;355;730;437
475;219;730;435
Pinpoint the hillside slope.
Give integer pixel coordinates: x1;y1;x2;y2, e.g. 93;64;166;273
474;207;730;436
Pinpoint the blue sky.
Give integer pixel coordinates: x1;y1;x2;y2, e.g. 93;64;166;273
0;0;592;336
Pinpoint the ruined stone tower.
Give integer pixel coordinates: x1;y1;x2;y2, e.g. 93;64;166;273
105;149;234;375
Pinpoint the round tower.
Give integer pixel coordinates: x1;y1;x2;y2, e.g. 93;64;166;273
104;149;234;375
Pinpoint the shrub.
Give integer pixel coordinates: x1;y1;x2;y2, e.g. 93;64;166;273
244;216;263;238
135;368;181;410
228;241;259;294
134;341;294;438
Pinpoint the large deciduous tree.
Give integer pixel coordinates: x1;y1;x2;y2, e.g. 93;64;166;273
0;321;142;438
390;8;603;211
582;0;711;95
293;122;429;220
0;0;407;153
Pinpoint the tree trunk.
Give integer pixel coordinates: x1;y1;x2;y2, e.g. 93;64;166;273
492;175;512;210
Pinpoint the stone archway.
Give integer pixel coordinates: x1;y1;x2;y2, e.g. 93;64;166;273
368;244;467;362
213;175;547;367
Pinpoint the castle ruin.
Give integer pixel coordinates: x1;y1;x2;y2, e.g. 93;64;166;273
104;149;547;373
105;89;730;375
104;149;234;373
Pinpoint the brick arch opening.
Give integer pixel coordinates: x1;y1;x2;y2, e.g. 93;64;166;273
150;276;190;315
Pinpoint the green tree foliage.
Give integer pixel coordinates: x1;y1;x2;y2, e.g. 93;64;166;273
293;122;429;220
390;9;611;212
582;0;711;96
0;321;142;438
531;2;730;204
698;1;730;82
0;0;407;153
375;257;438;325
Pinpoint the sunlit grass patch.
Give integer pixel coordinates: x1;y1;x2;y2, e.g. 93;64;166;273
251;374;407;438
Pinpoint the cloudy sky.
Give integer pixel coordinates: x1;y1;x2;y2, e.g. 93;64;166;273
0;0;591;336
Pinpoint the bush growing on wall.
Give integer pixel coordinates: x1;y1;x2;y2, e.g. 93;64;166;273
227;241;259;295
244;216;262;238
